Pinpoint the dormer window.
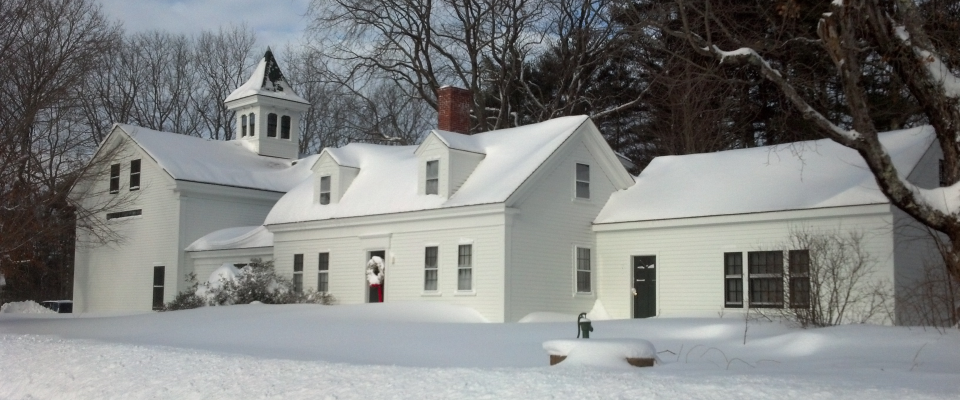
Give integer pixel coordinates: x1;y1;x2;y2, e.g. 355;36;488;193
426;160;439;195
248;113;256;136
267;113;278;137
241;115;247;137
281;116;291;139
576;163;590;199
319;176;331;205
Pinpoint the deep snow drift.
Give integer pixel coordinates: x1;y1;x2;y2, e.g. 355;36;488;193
1;303;958;399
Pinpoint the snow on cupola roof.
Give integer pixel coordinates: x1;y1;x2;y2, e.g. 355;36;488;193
225;47;308;105
265;115;591;225
114;124;318;192
595;126;937;224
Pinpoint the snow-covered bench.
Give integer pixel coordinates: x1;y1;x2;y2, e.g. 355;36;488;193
543;339;658;368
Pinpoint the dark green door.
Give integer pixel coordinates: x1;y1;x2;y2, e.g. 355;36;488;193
633;256;656;318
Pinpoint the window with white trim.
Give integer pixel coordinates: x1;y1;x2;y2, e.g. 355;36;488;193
724;252;743;308
248;113;256;136
748;251;783;308
281;115;291;139
576;247;591;293
458;244;472;291
318;252;329;292
267;113;278;137
109;163;120;193
129;159;141;190
575;163;590;199
424;246;438;291
293;254;303;293
152;266;165;311
426;160;439;195
789;250;810;308
241;114;248;137
319;176;331;205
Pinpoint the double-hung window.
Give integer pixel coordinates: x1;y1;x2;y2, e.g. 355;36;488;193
724;252;743;308
318;252;329;292
458;245;472;291
748;251;783;308
152;266;165;311
319;176;331;205
789;250;811;308
267;113;278;137
109;163;120;193
129;159;141;190
293;254;303;293
281;116;291;139
575;164;590;199
576;247;591;293
425;160;439;195
424;246;438;291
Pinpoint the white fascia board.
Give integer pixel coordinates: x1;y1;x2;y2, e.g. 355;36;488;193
186;247;273;259
592;203;893;232
267;202;508;233
174;180;286;202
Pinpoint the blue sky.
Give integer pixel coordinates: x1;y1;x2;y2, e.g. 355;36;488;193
98;0;311;48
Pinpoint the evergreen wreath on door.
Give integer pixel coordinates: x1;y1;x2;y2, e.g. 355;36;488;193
366;256;385;302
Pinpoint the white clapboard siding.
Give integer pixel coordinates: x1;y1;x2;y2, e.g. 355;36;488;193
505;135;620;322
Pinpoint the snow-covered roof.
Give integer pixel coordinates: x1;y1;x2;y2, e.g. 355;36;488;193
116;124;318;193
595;126;936;224
225;48;308;105
266;115;590;225
186;226;273;252
430;130;487;154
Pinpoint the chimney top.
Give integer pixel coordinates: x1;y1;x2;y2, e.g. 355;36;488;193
437;86;472;134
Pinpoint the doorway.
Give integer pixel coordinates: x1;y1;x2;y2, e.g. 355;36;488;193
367;250;386;303
633;255;656;318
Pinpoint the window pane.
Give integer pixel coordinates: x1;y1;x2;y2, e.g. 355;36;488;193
789;250;809;274
293;274;303;293
577;271;591;292
153;287;164;310
790;277;810;308
318;272;328;292
576;164;589;181
426;179;438;195
320;176;331;191
576;248;590;271
424;270;438;291
426;160;439;179
267;113;278;137
281;115;291;139
319;193;330;205
130;160;141;189
153;266;165;286
724;252;743;307
294;254;303;272
425;247;438;267
241;115;247;136
576;181;590;199
458;268;472;291
249;113;255;136
458;245;472;267
318;253;329;271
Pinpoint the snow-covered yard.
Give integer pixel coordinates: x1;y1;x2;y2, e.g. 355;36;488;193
1;303;958;399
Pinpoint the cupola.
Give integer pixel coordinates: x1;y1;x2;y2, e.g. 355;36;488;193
225;48;310;159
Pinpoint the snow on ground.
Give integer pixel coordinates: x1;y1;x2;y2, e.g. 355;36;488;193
1;303;959;399
0;300;54;314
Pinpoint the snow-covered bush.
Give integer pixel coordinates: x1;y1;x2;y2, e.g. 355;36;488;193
163;273;206;311
163;259;337;310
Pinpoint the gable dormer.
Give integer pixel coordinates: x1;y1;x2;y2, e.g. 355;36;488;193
225;48;310;160
415;130;485;198
313;148;360;205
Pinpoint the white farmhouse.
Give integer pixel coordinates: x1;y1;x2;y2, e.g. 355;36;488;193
75;48;942;324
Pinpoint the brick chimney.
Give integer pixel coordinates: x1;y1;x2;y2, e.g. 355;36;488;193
437;86;472;134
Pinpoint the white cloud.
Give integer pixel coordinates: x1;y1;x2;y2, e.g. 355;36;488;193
98;0;311;48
